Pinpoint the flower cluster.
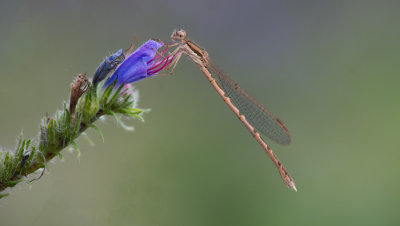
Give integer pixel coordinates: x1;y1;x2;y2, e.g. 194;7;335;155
98;39;174;88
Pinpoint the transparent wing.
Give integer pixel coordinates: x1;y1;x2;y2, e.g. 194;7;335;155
207;61;291;145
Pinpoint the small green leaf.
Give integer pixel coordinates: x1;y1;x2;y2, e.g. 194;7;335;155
24;147;36;170
70;141;81;159
47;119;55;146
0;151;3;170
103;109;134;131
25;139;31;150
100;82;115;105
15;138;22;155
4;178;24;187
107;84;124;106
0;193;9;199
87;123;104;143
81;132;95;146
3;152;12;180
71;113;82;139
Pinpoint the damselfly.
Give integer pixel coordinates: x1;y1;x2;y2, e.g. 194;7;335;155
165;29;296;191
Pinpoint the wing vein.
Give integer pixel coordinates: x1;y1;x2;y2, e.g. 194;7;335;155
207;62;291;145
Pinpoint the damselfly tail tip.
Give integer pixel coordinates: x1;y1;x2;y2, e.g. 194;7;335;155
282;173;297;191
288;181;297;192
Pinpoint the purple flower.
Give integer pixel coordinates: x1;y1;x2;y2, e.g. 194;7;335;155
103;39;173;88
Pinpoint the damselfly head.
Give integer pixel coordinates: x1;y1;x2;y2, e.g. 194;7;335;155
171;29;186;42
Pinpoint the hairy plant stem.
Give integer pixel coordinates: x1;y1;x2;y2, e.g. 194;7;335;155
0;109;106;193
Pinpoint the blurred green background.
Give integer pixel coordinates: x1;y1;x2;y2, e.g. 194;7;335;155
1;1;400;225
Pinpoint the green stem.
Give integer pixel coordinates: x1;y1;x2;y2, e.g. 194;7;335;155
0;110;103;192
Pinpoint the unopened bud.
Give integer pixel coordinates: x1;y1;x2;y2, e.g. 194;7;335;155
70;73;89;126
